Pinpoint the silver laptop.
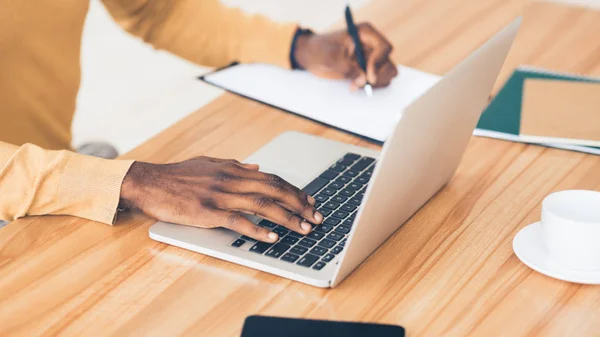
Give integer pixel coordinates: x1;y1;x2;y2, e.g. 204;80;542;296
149;19;521;288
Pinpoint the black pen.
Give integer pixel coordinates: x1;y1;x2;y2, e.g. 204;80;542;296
345;5;373;97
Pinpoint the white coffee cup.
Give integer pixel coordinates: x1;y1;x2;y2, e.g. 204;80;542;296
541;190;600;271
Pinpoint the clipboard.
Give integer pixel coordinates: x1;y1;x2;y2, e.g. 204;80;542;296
199;62;441;144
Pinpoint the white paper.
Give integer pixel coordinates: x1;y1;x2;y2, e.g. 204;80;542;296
203;63;441;142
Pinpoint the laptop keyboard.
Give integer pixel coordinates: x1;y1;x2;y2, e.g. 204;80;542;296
230;153;376;271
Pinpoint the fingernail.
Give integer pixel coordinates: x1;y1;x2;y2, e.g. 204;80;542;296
314;212;323;224
307;196;316;205
268;232;278;242
301;221;312;232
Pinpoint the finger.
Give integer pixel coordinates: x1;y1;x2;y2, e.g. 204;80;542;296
357;23;393;85
206;157;256;170
197;156;239;164
216;210;279;243
258;173;321;221
372;59;398;88
366;47;391;85
220;174;322;224
240;163;260;170
218;167;316;207
224;194;313;235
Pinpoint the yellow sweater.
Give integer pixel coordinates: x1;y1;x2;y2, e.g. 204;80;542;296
0;0;297;224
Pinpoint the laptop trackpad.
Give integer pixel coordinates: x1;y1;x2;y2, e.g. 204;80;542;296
243;132;352;190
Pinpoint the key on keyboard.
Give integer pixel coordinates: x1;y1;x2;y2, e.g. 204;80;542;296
351;157;375;171
298;238;317;248
322;254;335;262
259;220;277;229
327;232;344;241
343;170;359;177
288;231;303;238
231;239;245;247
310;246;328;256
323;201;340;210
347;182;362;190
319;208;333;217
303;177;329;196
329;164;346;172
250;241;273;254
332;211;349;219
318;239;336;249
328;182;344;190
320;170;338;180
315;224;334;233
281;253;300;263
273;226;289;237
291;246;308;255
338;190;354;197
265;243;290;258
307;231;325;240
281;236;299;245
320;188;336;196
340;204;356;212
335;225;351;234
332;195;347;203
297;254;319;267
313;261;327;270
323;217;341;226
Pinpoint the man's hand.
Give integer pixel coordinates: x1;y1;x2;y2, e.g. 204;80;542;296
293;23;398;90
119;157;323;243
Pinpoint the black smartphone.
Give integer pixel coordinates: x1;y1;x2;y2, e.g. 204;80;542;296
241;315;405;337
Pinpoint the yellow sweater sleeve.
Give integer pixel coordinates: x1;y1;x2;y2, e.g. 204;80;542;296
0;142;134;224
101;0;299;68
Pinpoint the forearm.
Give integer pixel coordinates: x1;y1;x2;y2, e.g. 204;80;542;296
102;0;298;68
0;142;133;224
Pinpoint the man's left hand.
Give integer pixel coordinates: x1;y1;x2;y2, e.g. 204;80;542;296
293;23;398;90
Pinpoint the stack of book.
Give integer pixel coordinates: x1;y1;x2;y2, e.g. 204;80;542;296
475;66;600;155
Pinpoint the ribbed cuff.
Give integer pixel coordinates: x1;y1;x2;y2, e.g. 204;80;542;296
57;154;134;225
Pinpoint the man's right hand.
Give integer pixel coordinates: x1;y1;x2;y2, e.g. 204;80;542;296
119;157;323;243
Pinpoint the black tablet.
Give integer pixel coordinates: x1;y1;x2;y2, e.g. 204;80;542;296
241;316;405;337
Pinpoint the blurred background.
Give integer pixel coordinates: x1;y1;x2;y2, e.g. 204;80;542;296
73;0;600;155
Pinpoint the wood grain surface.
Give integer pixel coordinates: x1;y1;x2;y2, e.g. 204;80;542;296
2;1;600;336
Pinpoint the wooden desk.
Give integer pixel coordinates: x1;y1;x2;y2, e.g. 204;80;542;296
2;1;600;336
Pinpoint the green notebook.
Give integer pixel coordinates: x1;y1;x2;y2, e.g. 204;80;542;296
474;66;600;155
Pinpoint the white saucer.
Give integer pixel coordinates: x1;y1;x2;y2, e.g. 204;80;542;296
513;222;600;284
